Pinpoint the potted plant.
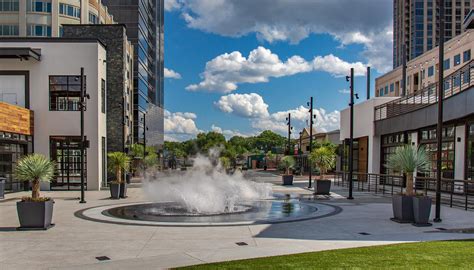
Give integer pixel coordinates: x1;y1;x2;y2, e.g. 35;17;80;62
309;146;336;195
280;156;296;185
108;152;130;199
387;145;430;225
14;154;56;230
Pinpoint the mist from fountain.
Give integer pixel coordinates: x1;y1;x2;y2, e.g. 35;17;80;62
143;151;273;215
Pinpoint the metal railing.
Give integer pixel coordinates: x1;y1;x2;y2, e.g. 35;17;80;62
374;60;474;121
333;171;474;210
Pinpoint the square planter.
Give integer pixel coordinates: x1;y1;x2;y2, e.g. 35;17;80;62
110;183;121;199
314;179;331;195
413;196;432;226
0;178;5;199
17;200;54;230
120;182;128;198
391;194;414;223
282;175;294;185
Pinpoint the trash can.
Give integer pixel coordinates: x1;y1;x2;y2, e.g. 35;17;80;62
126;173;131;184
0;177;6;199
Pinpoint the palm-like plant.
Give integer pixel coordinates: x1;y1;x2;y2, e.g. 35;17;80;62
280;156;296;175
309;146;336;180
108;152;131;184
15;154;56;200
386;145;430;196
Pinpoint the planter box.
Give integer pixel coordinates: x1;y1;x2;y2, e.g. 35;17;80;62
17;200;54;230
110;183;120;199
391;194;414;223
0;178;5;199
120;182;127;198
315;179;331;195
282;175;294;185
413;196;432;226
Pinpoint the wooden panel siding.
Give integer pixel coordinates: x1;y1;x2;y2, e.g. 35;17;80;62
0;102;33;135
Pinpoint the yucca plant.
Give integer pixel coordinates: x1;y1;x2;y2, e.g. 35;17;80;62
386;145;430;196
15;154;56;201
309;146;336;180
280;156;296;175
108;152;131;184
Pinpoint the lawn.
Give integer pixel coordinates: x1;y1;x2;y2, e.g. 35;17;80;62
177;240;474;269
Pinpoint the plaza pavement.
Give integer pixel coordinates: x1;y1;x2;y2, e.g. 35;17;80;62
1;171;474;270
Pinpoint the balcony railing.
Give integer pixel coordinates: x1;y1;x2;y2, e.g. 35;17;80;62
374;60;474;121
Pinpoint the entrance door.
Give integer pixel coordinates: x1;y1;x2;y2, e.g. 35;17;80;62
358;137;369;181
50;136;87;190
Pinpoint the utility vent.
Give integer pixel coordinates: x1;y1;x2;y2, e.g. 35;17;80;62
96;256;111;261
358;232;371;235
235;242;248;246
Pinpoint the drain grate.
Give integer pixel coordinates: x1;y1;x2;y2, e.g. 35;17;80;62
358;232;371;235
436;227;447;231
95;256;111;261
236;242;248;246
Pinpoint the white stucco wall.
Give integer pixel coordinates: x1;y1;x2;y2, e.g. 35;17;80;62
340;97;398;174
0;40;107;190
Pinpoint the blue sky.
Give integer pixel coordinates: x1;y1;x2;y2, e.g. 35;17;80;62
163;0;393;141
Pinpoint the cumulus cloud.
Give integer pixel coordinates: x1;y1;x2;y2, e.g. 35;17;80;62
338;89;350;94
164;0;181;11
211;125;251;139
171;0;393;72
187;47;366;93
214;93;269;118
164;68;182;79
164;110;201;136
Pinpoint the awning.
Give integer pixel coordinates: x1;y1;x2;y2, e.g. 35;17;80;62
0;47;41;61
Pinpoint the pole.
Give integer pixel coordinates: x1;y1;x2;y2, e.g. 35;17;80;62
402;43;407;96
79;67;86;204
287;113;291;154
348;68;354;200
366;66;371;100
308;97;313;188
143;113;147;171
434;0;445;223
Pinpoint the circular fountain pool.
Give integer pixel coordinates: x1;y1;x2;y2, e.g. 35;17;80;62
76;198;341;227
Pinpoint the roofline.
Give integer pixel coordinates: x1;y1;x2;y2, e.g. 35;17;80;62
61;23;127;29
0;37;107;49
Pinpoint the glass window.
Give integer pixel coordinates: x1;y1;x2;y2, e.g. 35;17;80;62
390;83;394;92
59;3;80;18
454;54;461;66
428;66;434;77
444;59;450;70
0;24;18;36
384;85;388;95
101;79;106;114
27;24;51;37
463;49;471;62
50;136;87;190
0;0;19;11
28;1;51;12
49;75;84;111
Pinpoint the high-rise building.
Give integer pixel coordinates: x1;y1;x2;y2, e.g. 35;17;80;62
101;0;164;149
0;0;115;37
393;0;473;68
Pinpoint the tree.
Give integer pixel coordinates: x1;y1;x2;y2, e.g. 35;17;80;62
15;154;56;200
309;146;336;180
195;131;226;153
280;156;296;175
386;145;430;196
252;130;286;152
108;152;131;184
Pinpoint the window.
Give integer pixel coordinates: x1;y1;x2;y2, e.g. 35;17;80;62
419;126;455;179
444;58;450;70
454;54;461;66
0;24;18;36
0;0;19;11
101;79;106;114
428;66;434;77
89;12;99;24
49;75;84;111
384;85;388;95
379;88;384;96
59;3;80;18
390;83;394;92
27;0;51;12
463;49;471;62
27;24;51;36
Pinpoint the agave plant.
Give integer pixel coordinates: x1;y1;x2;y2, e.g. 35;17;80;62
309;146;336;180
108;152;131;184
280;156;296;175
15;154;56;200
386;145;430;196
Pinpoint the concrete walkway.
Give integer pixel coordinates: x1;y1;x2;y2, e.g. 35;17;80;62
1;173;473;270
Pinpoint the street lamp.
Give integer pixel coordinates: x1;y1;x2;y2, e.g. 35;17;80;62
299;131;303;175
141;114;149;171
346;68;358;200
434;0;446;223
285;113;293;155
306;97;316;188
79;67;90;204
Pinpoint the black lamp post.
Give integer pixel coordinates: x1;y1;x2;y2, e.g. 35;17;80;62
79;67;89;204
306;97;315;188
285;113;293;155
142;113;149;171
434;0;445;223
346;68;358;200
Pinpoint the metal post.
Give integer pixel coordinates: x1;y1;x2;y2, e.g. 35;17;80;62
299;131;303;174
286;113;292;154
366;66;371;99
79;67;86;204
434;0;445;223
308;97;314;188
143;113;147;171
348;68;354;200
402;43;407;96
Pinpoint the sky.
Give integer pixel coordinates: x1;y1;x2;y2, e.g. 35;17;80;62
163;0;393;142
